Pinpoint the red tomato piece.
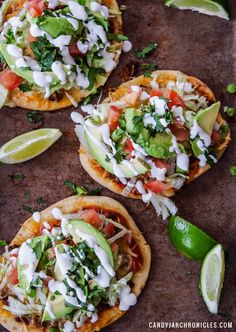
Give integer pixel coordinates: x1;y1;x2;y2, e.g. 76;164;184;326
168;124;190;142
68;44;83;57
103;223;115;237
150;89;185;109
154;159;170;170
0;69;22;90
80;209;102;229
6;267;19;285
211;130;222;145
124;138;134;154
43;276;53;286
108;106;122;132
144;180;171;194
27;0;44;17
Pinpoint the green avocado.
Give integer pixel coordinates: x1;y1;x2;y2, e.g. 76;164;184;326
84;126;150;177
124;108;144;136
136;128;175;159
191;138;203;158
66;219;114;266
196;102;220;136
36;17;79;38
42;292;74;321
17;236;51;291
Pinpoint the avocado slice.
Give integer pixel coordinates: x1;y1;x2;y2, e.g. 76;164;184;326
196;102;220;136
136;128;175;159
17;236;51;291
66;219;114;266
124;108;144;136
191;138;203;158
84;126;150;178
36;17;79;38
42;292;74;321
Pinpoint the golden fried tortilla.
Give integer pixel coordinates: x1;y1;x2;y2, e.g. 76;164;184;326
0;196;151;332
2;0;123;111
79;70;231;199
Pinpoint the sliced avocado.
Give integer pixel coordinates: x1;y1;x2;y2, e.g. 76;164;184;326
0;85;8;108
85;126;150;177
42;292;74;321
66;219;114;266
53;244;68;281
196;102;220;136
191;138;203;158
124;108;144;136
36;17;78;38
136;128;175;159
17;236;51;291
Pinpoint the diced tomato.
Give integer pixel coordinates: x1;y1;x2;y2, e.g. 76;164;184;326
108;106;122;132
43;276;53;287
150;88;185;109
27;0;44;17
124;89;141;106
80;209;102;229
0;69;22;90
103;223;115;237
68;44;83;57
124;138;134;154
144;180;171;194
154;159;170;170
211;130;222;145
26;33;37;56
168;124;190;142
6;267;19;285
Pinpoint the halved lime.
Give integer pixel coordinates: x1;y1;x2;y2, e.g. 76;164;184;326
164;0;230;20
200;244;225;313
0;128;62;164
168;216;217;261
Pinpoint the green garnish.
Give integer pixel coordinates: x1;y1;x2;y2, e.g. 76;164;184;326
8;172;25;180
229;166;236;176
22;205;34;214
107;32;128;41
114;151;124;164
141;63;158;77
0;240;7;246
134;42;158;58
30;36;60;72
64;180;103;196
19;83;32;92
226;84;236;94
224;107;236;117
27;111;43;123
105;155;111;162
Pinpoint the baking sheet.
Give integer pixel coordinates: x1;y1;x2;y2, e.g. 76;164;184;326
0;0;236;331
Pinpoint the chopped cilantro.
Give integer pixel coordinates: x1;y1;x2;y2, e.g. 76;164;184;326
64;180;103;196
107;33;128;41
8;172;25;180
0;240;7;247
27;111;43;123
22;205;34;214
64;179;77;193
134;42;158;58
141;104;155;113
105;155;111;162
87;188;103;195
76;186;88;196
141;63;158;77
19;83;32;92
114;151;124;164
229;166;236;176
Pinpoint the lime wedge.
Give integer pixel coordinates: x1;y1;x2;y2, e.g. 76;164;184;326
164;0;230;20
0;128;62;164
200;244;225;313
168;216;217;261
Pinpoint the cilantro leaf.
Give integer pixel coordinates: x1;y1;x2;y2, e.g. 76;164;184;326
134;42;158;58
76;186;88;196
19;83;32;92
0;240;7;247
27;111;43;123
8;172;25;180
64;179;77;193
141;63;158;77
22;205;34;214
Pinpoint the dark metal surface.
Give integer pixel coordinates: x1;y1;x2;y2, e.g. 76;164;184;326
0;0;236;331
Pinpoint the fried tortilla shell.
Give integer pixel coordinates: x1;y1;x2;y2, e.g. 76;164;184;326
2;0;123;111
79;70;231;199
0;196;151;331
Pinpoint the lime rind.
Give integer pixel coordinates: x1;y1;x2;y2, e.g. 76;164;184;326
200;244;225;314
0;128;62;164
164;0;230;20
